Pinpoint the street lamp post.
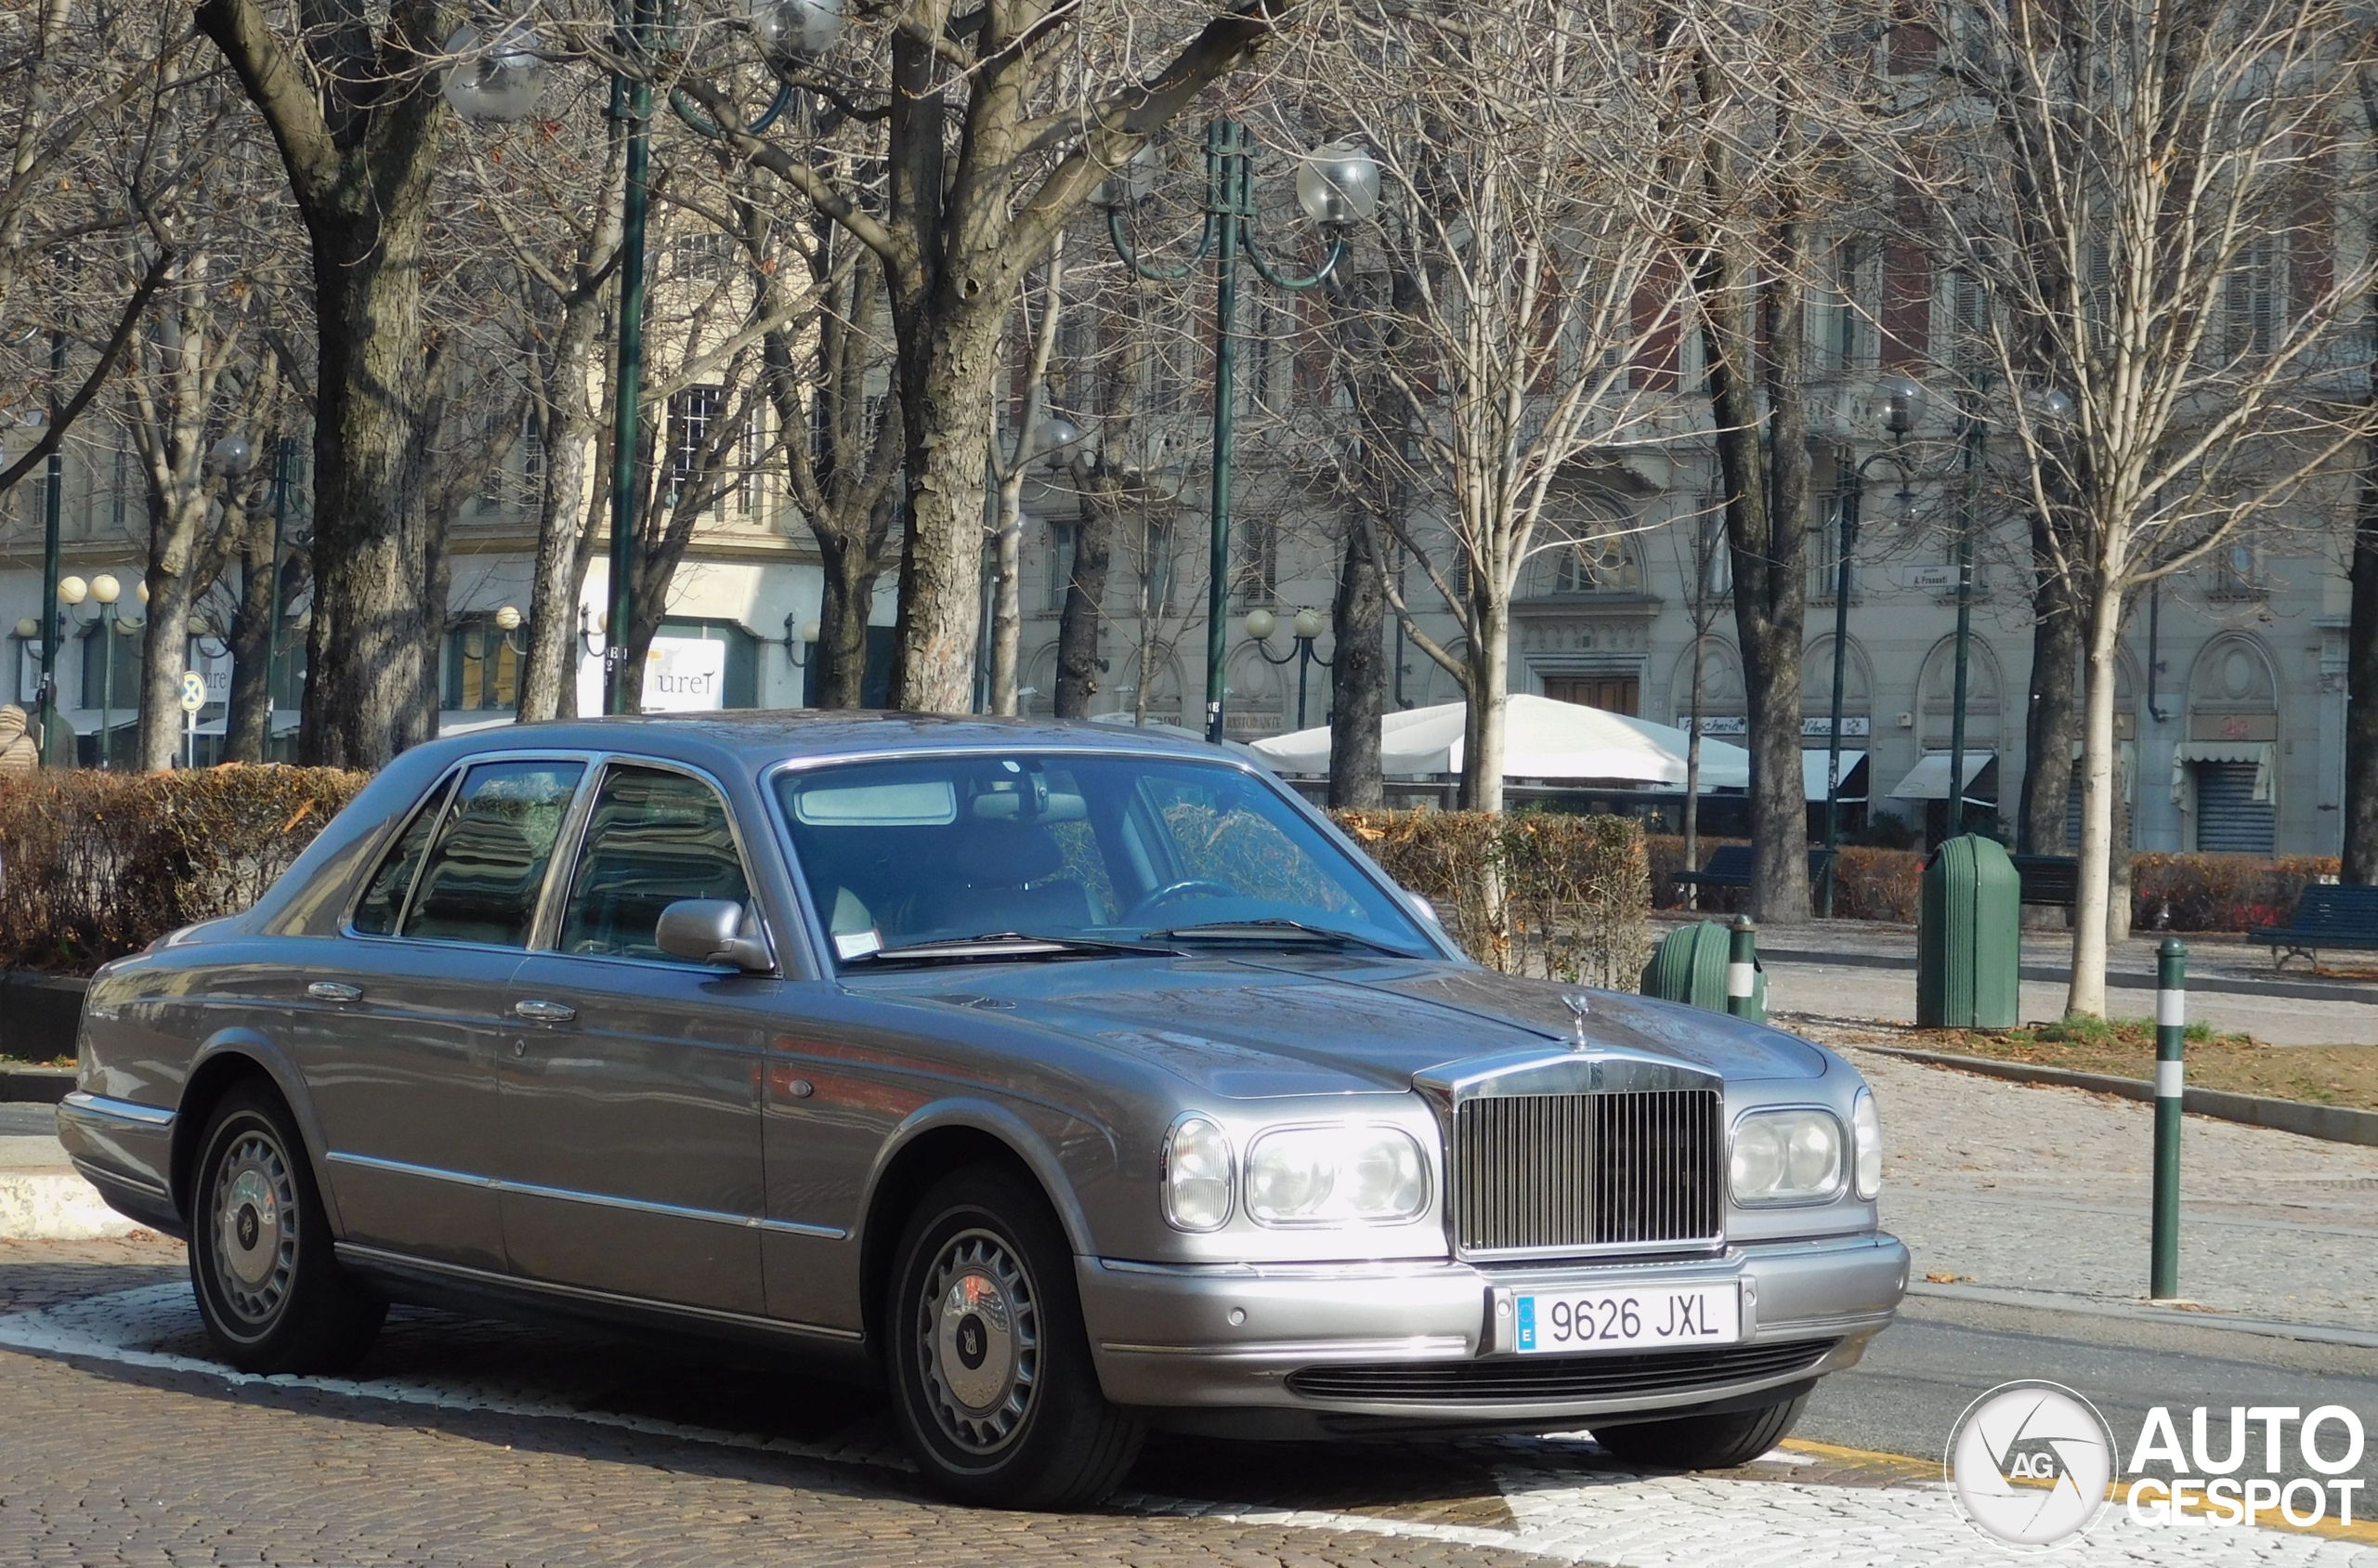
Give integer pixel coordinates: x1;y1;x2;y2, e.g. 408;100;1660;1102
261;436;295;751
1102;125;1378;743
1822;375;1926;916
1244;606;1332;730
37;330;63;763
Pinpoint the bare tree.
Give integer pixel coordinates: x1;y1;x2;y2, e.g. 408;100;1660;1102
1923;0;2370;1013
987;237;1067;713
1306;0;1699;813
689;0;1318;715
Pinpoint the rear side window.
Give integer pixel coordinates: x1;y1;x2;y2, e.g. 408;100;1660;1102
400;760;585;947
351;776;456;936
558;764;751;960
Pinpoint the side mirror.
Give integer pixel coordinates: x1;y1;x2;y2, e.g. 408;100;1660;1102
655;898;775;973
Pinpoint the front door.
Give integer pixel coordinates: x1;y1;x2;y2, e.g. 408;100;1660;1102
497;761;772;1317
299;756;586;1272
1545;673;1640;714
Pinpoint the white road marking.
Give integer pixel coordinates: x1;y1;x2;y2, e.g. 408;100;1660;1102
2;1286;2369;1565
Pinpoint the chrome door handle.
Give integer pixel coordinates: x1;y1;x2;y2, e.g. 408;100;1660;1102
513;999;577;1025
307;981;362;1003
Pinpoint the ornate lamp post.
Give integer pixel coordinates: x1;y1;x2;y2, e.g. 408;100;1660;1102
1244;606;1332;730
1821;374;1926;914
1101;127;1378;742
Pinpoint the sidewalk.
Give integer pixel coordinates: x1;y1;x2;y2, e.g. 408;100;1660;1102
1830;1037;2378;1334
0;1104;137;1241
1663;916;2378;1044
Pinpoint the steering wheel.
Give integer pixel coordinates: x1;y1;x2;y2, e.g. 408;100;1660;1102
1124;878;1238;925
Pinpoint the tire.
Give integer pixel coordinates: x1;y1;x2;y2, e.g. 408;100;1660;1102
884;1164;1143;1509
1592;1392;1810;1470
187;1082;385;1374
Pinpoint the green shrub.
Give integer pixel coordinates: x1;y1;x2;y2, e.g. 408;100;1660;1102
1334;808;1650;987
0;765;368;974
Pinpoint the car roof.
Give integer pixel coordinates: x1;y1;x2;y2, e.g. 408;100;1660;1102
409;710;1250;776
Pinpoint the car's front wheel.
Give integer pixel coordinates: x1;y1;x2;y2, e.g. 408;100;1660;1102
885;1164;1143;1508
1592;1392;1810;1470
188;1082;385;1374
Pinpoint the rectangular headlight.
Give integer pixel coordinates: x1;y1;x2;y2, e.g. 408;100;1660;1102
1246;1125;1429;1225
1730;1107;1845;1205
1852;1089;1882;1201
1162;1116;1234;1231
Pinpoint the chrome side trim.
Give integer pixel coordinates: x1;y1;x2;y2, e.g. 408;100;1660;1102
327;1150;496;1188
324;1152;846;1239
333;1241;864;1343
1102;1335;1471;1360
70;1156;170;1199
60;1091;176;1129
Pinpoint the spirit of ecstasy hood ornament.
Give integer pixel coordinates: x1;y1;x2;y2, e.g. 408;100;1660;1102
1562;991;1593;1050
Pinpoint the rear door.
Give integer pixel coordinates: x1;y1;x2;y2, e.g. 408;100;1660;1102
298;755;587;1272
496;759;776;1317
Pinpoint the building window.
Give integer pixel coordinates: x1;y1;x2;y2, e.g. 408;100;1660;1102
1046;520;1078;608
666;385;724;502
444;617;521;712
1233;514;1278;606
78;622;143;712
1553;534;1640;593
2210;541;2263;599
670;230;735;282
2225;239;2281;358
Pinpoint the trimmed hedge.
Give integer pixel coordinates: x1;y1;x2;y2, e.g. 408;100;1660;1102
2130;853;2338;934
1644;835;1923;924
1335;809;1650;987
0;765;368;974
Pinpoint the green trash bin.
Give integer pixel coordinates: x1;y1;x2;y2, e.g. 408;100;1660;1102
1641;920;1766;1022
1916;834;2021;1028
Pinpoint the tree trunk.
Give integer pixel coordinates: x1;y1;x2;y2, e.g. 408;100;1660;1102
517;310;611;725
223;512;276;763
1457;597;1509;814
2018;542;2084;856
294;225;437;765
885;307;1003;714
1326;515;1386;809
815;510;882;708
2346;439;2378;882
134;487;208;771
1055;489;1113;720
988;493;1024;714
2068;576;2126;1017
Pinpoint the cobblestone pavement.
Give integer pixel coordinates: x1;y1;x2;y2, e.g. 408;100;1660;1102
2;1239;2370;1567
1799;1033;2378;1330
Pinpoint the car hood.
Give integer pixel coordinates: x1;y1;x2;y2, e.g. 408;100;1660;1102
874;953;1827;1098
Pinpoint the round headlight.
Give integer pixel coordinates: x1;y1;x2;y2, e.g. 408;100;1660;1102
1246;1125;1428;1225
1162;1116;1233;1232
1731;1108;1846;1204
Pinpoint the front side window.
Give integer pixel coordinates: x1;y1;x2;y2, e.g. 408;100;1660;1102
559;764;751;961
775;753;1433;962
400;760;585;947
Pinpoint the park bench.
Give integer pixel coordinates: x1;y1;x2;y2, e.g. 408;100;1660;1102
1678;843;1835;895
2006;853;2080;908
2248;882;2378;970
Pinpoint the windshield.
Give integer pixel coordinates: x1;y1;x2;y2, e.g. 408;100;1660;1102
773;752;1437;965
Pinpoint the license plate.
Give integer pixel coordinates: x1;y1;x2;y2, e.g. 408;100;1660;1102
1513;1283;1742;1354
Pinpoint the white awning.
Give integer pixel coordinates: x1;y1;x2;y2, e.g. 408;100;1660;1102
2170;741;2274;804
1802;750;1866;803
1888;751;1995;802
1248;695;1751;789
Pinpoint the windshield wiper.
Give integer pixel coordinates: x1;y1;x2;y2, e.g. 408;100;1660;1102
1143;918;1415;957
843;932;1182;967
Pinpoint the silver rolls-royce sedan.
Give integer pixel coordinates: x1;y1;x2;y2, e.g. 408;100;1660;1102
59;715;1906;1507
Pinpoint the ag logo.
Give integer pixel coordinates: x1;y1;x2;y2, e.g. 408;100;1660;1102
1946;1380;2115;1548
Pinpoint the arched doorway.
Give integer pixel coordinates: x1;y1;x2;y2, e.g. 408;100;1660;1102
2178;635;2279;854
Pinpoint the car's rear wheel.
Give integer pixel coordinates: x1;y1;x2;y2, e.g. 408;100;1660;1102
885;1164;1143;1508
188;1083;385;1374
1592;1392;1810;1470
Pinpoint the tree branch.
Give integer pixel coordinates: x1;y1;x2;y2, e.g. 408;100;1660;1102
0;249;174;498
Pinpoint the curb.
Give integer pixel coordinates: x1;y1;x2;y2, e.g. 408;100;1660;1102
0;1171;140;1240
1;1070;73;1104
1906;1280;2378;1350
1855;1044;2378;1146
1756;945;2376;1005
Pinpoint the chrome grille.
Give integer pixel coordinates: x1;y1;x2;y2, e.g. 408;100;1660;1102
1454;1089;1723;1256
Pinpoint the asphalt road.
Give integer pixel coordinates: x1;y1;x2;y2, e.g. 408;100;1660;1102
1807;1291;2378;1485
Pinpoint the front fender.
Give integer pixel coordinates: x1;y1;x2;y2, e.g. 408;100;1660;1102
860;1094;1117;1261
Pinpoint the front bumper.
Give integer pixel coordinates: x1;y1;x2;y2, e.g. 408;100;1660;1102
1078;1230;1907;1434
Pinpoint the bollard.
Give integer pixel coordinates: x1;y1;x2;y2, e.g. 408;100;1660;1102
2150;937;2187;1300
1727;916;1758;1020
